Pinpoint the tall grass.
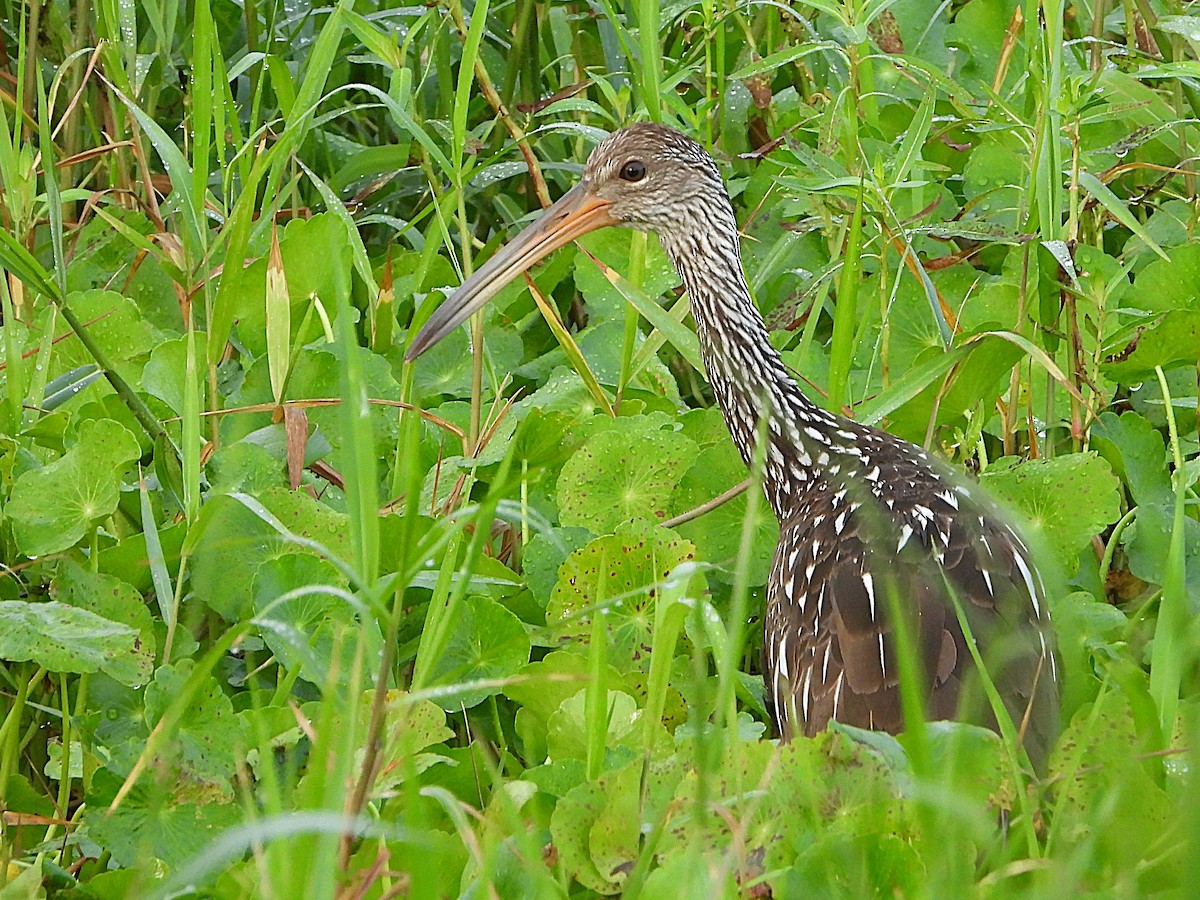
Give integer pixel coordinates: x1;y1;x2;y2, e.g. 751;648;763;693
0;1;1198;897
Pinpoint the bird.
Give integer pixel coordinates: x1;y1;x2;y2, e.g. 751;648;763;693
406;123;1058;766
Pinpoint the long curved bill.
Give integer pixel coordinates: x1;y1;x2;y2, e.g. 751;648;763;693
405;182;617;361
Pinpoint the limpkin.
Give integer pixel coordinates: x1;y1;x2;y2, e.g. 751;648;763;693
407;123;1058;764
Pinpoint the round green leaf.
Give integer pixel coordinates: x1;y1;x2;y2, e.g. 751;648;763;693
83;768;238;869
424;594;532;710
6;418;140;557
981;453;1122;574
252;552;375;690
557;417;699;533
547;520;705;672
1132;243;1200;313
545;688;641;764
549;779;613;894
54;290;157;376
671;443;778;585
0;600;145;685
144;661;246;793
51;559;155;680
189;487;355;620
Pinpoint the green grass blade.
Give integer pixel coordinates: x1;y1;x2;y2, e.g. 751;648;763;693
335;255;379;586
138;469;176;641
1077;171;1170;261
637;0;662;121
104;79;205;258
585;546;610;782
586;253;704;373
1149;366;1188;741
35;73;66;296
827;180;865;412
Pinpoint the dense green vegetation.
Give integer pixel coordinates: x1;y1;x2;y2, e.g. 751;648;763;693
1;0;1199;895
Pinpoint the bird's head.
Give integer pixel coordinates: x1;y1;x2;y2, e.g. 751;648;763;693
405;123;727;360
579;122;725;230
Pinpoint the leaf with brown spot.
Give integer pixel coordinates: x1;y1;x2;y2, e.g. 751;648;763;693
547;520;706;672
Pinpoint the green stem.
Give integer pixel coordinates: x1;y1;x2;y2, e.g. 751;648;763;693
0;666;42;797
46;673;73;857
1098;506;1138;590
53;293;174;448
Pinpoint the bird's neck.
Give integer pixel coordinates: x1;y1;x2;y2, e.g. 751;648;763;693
658;217;840;522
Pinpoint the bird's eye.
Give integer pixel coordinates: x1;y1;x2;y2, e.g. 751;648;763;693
619;160;647;182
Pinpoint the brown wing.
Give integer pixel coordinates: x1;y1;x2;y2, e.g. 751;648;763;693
763;479;1058;767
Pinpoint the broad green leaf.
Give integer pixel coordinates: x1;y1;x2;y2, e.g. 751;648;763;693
671;443;777;585
597;261;703;374
549;755;683;895
236;344;402;463
981;453;1122;574
297;690;453;793
358;692;455;793
588;756;683;884
522;526;592;604
0;601;144;685
557;416;699;533
51;559;155;678
1099;246;1200;378
6;418;140;556
144;661;247;794
921;721;1008;808
53;290;158;376
189;488;354;620
510;368;603;423
944;0;1026;88
660;736;908;878
573;230;679;324
1049;690;1175;879
523;758;587;800
504;651;628;738
960;147;1024;231
142;335;207;417
639;853;726;896
1092;411;1200;595
677;407;733;448
66;208;182;330
423;594;532;710
234;214;352;359
1102;311;1200;381
252;553;379;690
525;283;614;415
83;768;238;869
96;520;188;597
1051;591;1130;717
1091;411;1171;506
546;689;643;766
202;439;287;496
549;779;612;893
547;520;705;672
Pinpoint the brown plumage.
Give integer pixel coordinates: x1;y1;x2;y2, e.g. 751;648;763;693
407;123;1059;766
